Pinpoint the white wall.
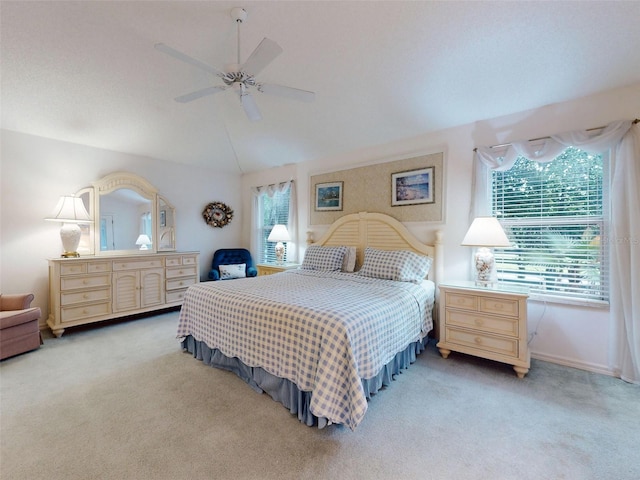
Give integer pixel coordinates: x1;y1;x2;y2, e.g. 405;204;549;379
0;130;243;323
242;82;640;375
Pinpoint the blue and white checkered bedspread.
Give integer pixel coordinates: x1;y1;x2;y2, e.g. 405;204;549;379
177;269;434;429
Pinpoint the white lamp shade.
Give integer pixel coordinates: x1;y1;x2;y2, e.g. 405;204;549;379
267;224;291;242
461;217;511;247
46;195;92;223
136;234;152;250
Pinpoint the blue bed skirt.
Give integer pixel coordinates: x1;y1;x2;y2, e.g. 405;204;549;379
181;335;428;429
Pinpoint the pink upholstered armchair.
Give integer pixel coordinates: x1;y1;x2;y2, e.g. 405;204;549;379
0;293;43;360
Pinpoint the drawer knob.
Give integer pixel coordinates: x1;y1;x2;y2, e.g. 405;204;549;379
494;303;504;310
474;318;484;327
474;337;483;345
83;294;89;299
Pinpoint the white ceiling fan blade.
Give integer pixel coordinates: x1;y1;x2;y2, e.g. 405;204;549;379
241;38;283;76
175;86;226;103
240;93;262;122
258;83;315;103
155;43;224;77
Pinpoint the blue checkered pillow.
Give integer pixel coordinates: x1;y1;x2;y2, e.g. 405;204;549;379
357;247;432;283
301;245;348;271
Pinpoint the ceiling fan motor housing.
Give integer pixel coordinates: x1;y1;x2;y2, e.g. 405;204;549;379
231;7;247;23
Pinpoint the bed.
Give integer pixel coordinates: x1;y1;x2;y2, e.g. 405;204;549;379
177;212;443;430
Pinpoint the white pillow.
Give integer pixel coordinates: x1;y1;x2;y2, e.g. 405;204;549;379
342;246;357;273
219;263;246;280
357;248;432;283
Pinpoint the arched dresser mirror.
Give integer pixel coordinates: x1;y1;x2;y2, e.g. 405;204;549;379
77;172;176;255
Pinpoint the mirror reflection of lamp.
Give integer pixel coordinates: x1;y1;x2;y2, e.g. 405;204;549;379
461;217;512;286
135;234;152;250
267;224;291;265
45;195;93;258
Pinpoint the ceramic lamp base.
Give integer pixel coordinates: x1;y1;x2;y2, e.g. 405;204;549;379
60;223;82;258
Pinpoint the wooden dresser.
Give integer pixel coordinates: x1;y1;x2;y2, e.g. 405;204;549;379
48;252;199;337
437;281;530;378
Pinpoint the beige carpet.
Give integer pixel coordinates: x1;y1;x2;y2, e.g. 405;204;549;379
1;310;638;480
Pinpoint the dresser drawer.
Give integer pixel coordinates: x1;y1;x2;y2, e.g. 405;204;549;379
445;292;477;311
61;274;111;291
87;262;111;273
165;257;182;267
61;287;111;306
61;302;111;323
60;263;87;275
479;296;519;318
181;256;197;265
166;277;197;291
166;289;188;303
166;265;197;279
113;259;163;271
446;310;518;337
445;326;518;358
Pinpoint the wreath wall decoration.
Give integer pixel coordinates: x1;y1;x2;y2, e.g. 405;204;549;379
202;202;234;228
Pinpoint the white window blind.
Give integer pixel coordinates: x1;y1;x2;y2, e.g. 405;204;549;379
258;188;291;264
491;147;609;303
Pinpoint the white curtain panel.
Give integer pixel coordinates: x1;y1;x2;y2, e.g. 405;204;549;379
610;124;640;383
472;120;639;383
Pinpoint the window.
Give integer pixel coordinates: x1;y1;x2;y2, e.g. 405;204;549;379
491;147;609;303
257;187;291;263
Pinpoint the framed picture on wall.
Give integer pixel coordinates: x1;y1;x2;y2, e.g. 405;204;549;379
391;167;434;206
315;181;343;211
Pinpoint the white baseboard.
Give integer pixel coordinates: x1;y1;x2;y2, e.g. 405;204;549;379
531;351;616;377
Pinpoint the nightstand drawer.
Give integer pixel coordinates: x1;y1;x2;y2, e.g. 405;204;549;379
445;326;518;358
445;292;477;311
479;297;519;318
446;310;518;337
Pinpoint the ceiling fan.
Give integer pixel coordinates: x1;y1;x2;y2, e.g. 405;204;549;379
155;7;315;122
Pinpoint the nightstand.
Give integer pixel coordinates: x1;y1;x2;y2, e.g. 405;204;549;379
437;281;530;378
256;263;301;276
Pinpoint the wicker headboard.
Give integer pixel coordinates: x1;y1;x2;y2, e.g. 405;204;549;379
313;211;442;283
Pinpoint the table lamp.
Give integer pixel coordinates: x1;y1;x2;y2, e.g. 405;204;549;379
267;224;291;264
136;234;152;250
45;195;92;257
461;217;511;286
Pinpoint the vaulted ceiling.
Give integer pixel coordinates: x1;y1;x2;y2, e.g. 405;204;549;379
2;1;639;174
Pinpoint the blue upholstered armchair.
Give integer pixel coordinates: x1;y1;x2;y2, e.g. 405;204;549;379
208;248;258;281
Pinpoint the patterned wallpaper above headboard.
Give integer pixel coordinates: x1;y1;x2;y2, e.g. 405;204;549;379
309;152;444;225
